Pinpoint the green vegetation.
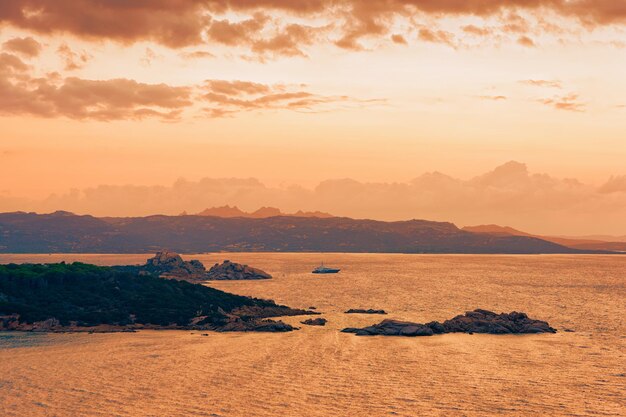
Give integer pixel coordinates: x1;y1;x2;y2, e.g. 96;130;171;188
0;262;273;327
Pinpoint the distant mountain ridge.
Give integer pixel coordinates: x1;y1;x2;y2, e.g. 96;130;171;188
186;206;334;219
463;225;626;252
0;211;617;254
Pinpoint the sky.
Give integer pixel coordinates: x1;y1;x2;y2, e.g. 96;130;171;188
0;1;625;234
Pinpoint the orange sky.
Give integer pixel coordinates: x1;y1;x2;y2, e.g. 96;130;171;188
0;1;625;234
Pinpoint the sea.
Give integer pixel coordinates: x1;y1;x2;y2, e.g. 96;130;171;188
0;253;624;416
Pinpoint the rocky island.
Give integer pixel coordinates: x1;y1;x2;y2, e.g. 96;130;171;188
206;260;272;281
345;309;388;315
115;252;273;282
342;309;557;336
301;318;327;326
0;262;314;333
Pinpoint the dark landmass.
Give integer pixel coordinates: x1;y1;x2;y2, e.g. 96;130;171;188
0;211;615;254
0;262;314;332
206;260;272;280
342;309;557;337
463;224;626;252
301;318;327;326
345;309;388;315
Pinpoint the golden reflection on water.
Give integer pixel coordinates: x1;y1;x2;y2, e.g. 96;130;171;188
1;253;625;416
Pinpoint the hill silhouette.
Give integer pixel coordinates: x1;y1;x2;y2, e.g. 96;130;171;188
0;211;615;254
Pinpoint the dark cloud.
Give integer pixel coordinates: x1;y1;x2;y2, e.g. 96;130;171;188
0;0;210;47
1;1;622;55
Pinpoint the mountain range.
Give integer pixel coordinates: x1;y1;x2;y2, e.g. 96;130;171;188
186;206;334;219
463;225;626;252
0;211;618;254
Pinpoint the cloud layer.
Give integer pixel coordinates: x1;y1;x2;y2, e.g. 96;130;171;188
0;49;365;120
1;0;624;54
2;161;624;235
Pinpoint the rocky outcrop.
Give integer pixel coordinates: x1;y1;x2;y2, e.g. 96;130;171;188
345;309;387;315
137;252;273;282
213;318;295;333
441;309;556;334
342;309;557;337
0;314;21;330
142;251;207;281
301;318;327;326
206;260;272;280
231;305;318;319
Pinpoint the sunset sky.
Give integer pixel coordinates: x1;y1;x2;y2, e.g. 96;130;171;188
1;1;625;234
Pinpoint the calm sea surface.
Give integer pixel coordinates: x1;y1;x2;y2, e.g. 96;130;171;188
0;253;624;416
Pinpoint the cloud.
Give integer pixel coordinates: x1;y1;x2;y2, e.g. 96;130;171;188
391;34;407;44
4;161;625;235
479;95;507;101
0;70;193;121
418;29;456;47
598;176;626;194
206;14;322;58
520;79;562;89
517;35;536;47
57;43;91;71
1;0;624;55
199;79;368;117
0;52;30;75
462;25;493;36
250;23;319;57
207;13;269;46
539;93;585;112
180;50;215;59
0;0;211;47
0;57;371;120
2;36;41;57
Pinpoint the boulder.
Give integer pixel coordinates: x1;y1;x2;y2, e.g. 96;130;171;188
345;309;387;315
206;260;272;280
142;251;207;281
301;318;327;326
342;309;556;337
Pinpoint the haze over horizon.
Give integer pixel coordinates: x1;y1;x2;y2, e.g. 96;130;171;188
1;161;625;236
1;1;625;235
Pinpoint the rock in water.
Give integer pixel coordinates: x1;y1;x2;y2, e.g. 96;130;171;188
301;318;327;326
441;309;557;334
345;309;387;315
342;320;435;336
142;251;207;281
206;260;272;281
342;309;556;337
